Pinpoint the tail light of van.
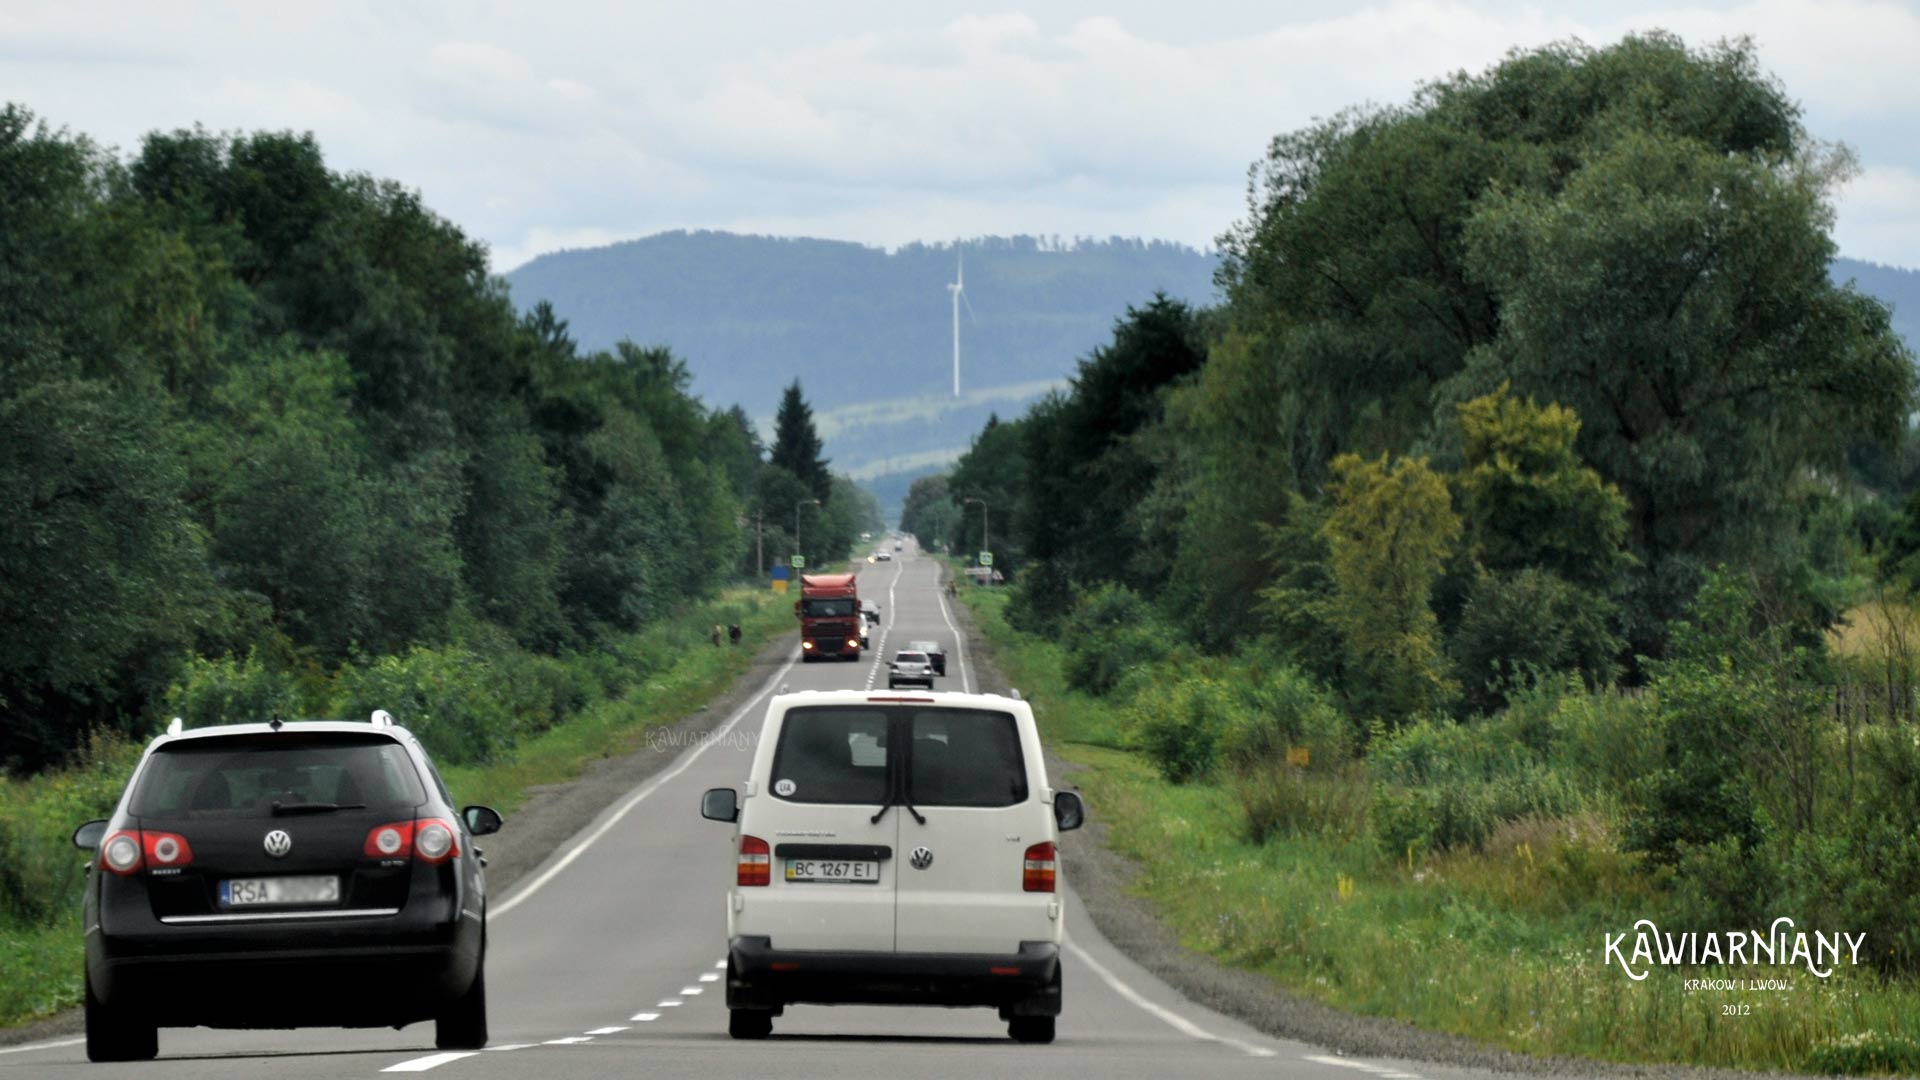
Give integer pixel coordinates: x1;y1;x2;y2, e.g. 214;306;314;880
364;818;460;864
739;835;771;887
1022;841;1056;893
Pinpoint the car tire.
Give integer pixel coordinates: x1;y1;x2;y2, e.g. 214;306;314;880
85;972;158;1063
728;1008;774;1039
1008;1015;1055;1044
436;954;488;1050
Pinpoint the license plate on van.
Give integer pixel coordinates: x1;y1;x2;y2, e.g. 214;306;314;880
784;859;879;884
220;876;340;907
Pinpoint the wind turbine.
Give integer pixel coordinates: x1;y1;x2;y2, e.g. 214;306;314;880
947;250;975;397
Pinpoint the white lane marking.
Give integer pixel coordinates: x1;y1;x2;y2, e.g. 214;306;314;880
862;557;905;690
1302;1054;1421;1077
544;1036;594;1045
658;999;683;1007
678;986;704;995
933;564;974;694
382;1052;479;1072
631;1012;661;1022
698;972;719;982
0;1037;85;1057
484;1044;536;1051
714;959;728;969
585;1026;629;1035
493;654;797;918
1064;937;1276;1058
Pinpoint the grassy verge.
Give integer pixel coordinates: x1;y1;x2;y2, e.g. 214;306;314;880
959;586;1920;1075
0;585;792;1031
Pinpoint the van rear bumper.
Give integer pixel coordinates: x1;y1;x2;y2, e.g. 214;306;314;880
728;936;1060;1015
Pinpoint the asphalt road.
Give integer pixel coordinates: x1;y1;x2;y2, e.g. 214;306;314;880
1;542;1515;1080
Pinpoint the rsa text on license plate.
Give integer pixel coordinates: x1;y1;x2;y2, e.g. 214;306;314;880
784;859;879;884
220;875;341;907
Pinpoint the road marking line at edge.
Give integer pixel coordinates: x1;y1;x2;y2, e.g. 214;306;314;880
0;1037;85;1057
484;1044;536;1051
932;559;973;694
585;1026;629;1035
381;1051;479;1072
1303;1054;1420;1077
491;653;798;918
544;1036;593;1045
1064;937;1276;1058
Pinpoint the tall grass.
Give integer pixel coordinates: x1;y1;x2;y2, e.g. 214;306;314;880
958;587;1920;1075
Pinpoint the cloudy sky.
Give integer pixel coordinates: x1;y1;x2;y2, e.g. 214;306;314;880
4;0;1917;272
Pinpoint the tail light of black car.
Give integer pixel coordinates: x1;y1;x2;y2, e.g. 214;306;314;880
363;818;460;864
100;830;194;875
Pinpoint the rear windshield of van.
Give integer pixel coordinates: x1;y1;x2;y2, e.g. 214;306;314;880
770;706;1026;808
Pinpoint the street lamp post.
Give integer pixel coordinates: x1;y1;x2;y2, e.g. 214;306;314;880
964;497;989;578
795;498;820;563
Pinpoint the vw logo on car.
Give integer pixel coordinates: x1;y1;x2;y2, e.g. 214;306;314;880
909;846;934;870
262;829;293;858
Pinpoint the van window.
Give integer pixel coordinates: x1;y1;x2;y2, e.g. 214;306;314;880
770;709;891;804
908;709;1027;807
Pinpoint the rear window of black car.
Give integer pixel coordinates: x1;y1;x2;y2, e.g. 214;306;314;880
130;733;427;817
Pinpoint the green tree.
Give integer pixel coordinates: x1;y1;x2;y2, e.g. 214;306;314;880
898;475;958;549
770;381;830;502
1320;453;1461;724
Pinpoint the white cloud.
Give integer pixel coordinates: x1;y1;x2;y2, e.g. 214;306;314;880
2;0;1916;273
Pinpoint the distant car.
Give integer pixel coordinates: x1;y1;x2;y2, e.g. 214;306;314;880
893;541;903;551
72;713;503;1061
907;639;947;677
887;651;935;690
875;551;892;562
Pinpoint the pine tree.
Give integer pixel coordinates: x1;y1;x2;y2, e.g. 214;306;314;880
770;380;830;501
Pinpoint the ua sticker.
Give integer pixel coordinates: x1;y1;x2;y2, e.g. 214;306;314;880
774;778;796;797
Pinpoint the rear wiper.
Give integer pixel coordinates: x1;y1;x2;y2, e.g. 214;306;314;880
271;801;366;815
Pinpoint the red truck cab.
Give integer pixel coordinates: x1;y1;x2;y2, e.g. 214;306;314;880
796;573;862;662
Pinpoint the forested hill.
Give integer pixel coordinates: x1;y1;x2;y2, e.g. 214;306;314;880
502;232;1222;417
1834;257;1920;350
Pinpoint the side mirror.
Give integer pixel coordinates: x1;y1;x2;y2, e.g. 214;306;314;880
1053;791;1085;832
73;820;108;850
462;805;504;836
701;787;739;823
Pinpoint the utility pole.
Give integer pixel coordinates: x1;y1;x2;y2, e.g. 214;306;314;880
964;497;989;580
795;498;820;563
754;510;764;578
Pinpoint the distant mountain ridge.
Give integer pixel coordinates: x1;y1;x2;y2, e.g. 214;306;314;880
503;236;1916;523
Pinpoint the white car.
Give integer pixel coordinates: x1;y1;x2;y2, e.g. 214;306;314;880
700;690;1085;1043
887;650;934;690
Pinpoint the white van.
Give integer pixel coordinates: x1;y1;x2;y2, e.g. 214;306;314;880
701;689;1084;1042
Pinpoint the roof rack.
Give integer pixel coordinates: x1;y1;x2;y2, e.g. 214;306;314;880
166;717;184;736
370;709;395;727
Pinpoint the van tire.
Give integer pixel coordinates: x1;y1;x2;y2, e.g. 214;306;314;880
85;973;158;1062
729;1009;774;1039
1008;1015;1054;1044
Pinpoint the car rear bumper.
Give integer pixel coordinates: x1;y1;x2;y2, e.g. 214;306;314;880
727;936;1060;1014
87;903;482;1026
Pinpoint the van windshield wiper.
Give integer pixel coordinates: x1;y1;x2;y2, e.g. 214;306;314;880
271;801;366;815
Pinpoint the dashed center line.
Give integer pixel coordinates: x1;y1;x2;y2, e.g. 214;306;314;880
584;1026;630;1035
544;1036;594;1045
657;999;683;1007
382;1051;479;1072
631;1012;661;1022
698;972;720;982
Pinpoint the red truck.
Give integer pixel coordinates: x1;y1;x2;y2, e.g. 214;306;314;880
796;572;862;662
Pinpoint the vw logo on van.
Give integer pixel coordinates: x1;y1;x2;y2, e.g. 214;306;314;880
909;846;934;870
263;830;293;858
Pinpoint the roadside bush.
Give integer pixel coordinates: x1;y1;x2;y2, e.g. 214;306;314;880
1803;1030;1920;1075
0;733;142;923
1133;667;1234;782
1062;584;1168;698
1369;716;1587;855
329;645;520;766
1218;662;1352;772
1235;763;1371;844
1450;568;1621;715
161;648;323;729
1546;688;1665;793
